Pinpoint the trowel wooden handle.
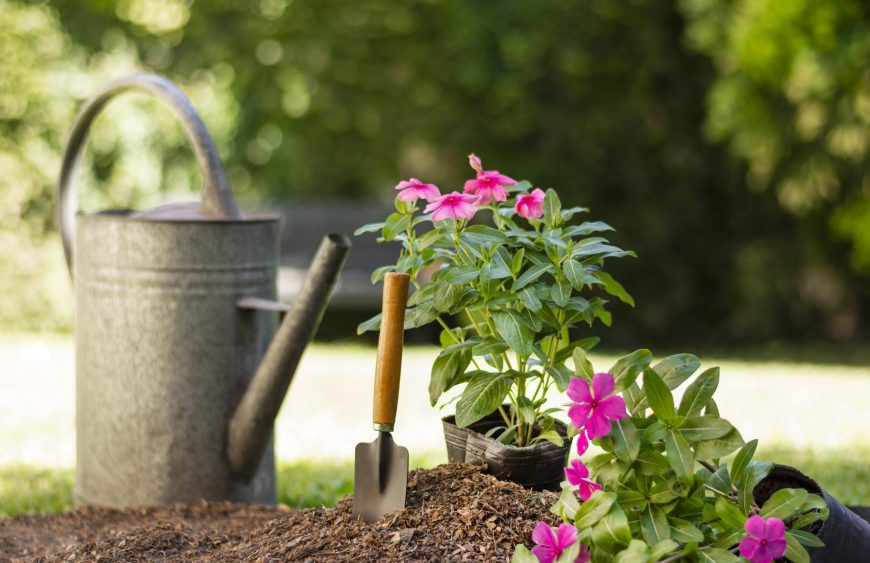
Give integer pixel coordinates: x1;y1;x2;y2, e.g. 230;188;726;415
373;272;410;430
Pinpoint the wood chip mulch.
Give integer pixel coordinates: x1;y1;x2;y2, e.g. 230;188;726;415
0;464;559;562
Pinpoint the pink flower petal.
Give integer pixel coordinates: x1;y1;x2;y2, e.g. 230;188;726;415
430;205;453;222
591;373;615;399
568;403;591;429
531;522;556;548
468;153;483;173
744;515;766;538
585;411;612;439
576;544;590;563
598;395;628;421
739;537;760;560
564;460;589;486
566;377;592;403
531;545;556;563
575;432;589;456
555;524;577;550
578;479;601;501
763;517;786;542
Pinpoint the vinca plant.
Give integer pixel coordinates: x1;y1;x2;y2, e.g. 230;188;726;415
512;349;828;563
356;155;634;447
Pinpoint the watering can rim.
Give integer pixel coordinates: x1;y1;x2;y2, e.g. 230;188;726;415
76;208;282;224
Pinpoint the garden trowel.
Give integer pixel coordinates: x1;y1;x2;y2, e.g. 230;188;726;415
353;272;410;522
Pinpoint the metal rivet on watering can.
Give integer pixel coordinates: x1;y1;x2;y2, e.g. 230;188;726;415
58;73;351;508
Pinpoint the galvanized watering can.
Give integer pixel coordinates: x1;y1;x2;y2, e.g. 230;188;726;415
58;73;350;508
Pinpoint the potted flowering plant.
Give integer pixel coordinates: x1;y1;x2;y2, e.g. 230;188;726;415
512;351;835;563
356;154;635;489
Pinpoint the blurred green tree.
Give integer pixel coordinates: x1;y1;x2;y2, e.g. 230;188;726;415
2;0;867;346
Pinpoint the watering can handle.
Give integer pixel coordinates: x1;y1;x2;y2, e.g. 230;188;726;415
57;72;241;276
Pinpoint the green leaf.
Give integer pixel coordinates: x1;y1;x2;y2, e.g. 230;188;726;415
354;221;386;235
610;349;652;391
567;221;614;237
715;497;747;529
575;490;617;529
563;258;599;289
511;544;539;563
643;368;676;422
511;247;525;276
532;430;564;447
594;271;634;306
694;428;745;460
464;224;509;244
356;313;381;335
517;286;543;312
433;281;464;313
441;265;480;284
649;539;680;561
656;354;702;389
697;548;742;563
370;265;395;283
611;419;641;463
707;464;731;493
665;429;694;478
428;349;472;405
730;439;757;488
739;460;773;514
545;365;572;392
492;310;534;358
455;375;513;428
382;212;410;240
641;504;670;545
648;480;681;504
572;346;594;380
614;539;650;563
555;542;581;563
784;532;811;563
677;367;720;418
551;486;581;519
668;517;704;543
634;450;671;476
789;529;825;548
551;280;572;307
678;416;734;441
543;188;562;228
512;262;553;290
760;488;808;520
590;502;631;550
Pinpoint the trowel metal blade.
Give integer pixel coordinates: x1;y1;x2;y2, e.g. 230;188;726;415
352;431;409;522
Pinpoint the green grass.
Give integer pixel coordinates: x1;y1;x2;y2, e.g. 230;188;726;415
0;465;74;517
0;453;447;517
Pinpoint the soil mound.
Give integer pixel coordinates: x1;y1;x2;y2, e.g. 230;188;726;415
0;464;558;562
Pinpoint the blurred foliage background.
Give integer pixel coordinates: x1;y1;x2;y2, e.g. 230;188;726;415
1;0;868;350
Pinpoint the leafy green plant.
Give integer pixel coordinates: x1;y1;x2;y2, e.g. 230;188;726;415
512;350;827;563
356;155;634;447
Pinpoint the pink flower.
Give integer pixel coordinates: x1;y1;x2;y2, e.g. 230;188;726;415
567;373;628;440
576;431;589;456
463;171;515;205
739;515;787;563
395;178;440;202
564;460;602;501
468;153;483;173
531;522;588;563
423;191;480;222
515;188;546;219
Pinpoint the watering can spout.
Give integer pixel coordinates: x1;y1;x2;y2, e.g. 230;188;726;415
227;233;351;479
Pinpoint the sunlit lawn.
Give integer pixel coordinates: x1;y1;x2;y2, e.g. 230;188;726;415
1;338;868;516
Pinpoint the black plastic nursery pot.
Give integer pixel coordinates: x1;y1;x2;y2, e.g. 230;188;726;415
442;411;573;491
755;465;870;563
